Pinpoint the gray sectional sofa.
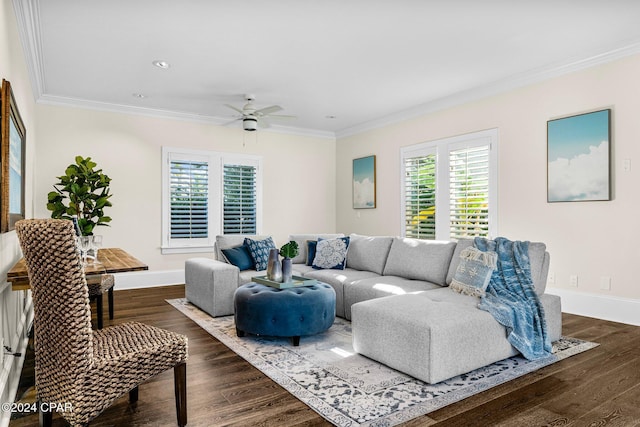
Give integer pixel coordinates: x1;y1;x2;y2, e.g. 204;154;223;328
185;233;561;384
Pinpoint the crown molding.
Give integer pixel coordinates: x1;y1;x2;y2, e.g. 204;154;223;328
37;94;336;140
12;0;46;99
13;0;640;142
335;41;640;139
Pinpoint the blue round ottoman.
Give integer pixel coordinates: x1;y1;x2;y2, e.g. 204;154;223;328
233;282;336;346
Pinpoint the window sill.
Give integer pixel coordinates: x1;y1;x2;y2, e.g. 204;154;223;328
161;245;215;255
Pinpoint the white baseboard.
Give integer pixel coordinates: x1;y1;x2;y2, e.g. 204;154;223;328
113;269;185;290
546;287;640;326
109;273;640;327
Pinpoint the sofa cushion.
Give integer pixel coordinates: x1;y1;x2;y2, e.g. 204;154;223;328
346;234;393;275
216;234;271;261
238;269;265;285
244;236;276;271
288;233;344;264
313;236;350;270
383;238;456;285
304;268;380;318
450;246;497;297
343;276;440;320
528;242;548;295
221;245;254;271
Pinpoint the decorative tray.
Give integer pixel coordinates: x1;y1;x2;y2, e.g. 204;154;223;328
252;275;318;289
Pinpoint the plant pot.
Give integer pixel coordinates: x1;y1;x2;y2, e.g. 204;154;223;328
282;258;293;283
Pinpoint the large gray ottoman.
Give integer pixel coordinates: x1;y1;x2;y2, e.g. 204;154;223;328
352;292;520;384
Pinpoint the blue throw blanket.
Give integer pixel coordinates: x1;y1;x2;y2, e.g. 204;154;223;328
474;237;552;360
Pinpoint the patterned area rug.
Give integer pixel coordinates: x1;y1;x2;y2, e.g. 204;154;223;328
168;298;598;427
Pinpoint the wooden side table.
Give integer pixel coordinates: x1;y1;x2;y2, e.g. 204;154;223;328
8;248;148;328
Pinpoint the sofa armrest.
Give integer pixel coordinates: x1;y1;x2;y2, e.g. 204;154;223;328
185;258;239;317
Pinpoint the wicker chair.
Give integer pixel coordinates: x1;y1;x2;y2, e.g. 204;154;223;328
15;219;188;427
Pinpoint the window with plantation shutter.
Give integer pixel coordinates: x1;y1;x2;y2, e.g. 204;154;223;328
403;154;436;239
170;160;209;239
401;129;497;240
449;145;490;239
223;163;257;234
162;148;262;254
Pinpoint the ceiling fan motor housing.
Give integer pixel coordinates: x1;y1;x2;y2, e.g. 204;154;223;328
243;116;258;131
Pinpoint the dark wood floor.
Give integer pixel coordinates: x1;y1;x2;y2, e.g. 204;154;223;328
9;285;640;426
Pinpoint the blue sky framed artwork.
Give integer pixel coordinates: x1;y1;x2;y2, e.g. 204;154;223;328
547;109;611;202
353;155;376;209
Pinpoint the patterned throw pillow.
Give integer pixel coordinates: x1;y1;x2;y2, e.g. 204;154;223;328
450;246;497;297
312;237;350;270
244;237;276;271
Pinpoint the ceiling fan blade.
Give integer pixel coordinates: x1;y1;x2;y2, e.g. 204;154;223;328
255;105;282;116
221;117;242;127
257;117;271;128
224;104;244;114
267;114;296;120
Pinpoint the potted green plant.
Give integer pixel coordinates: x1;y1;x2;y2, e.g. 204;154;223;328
279;241;299;283
47;156;113;236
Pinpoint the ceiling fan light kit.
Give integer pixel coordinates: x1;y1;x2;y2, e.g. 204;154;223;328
243;116;258;131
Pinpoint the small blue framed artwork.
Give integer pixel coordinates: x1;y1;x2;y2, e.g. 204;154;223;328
353;155;376;209
547;109;611;202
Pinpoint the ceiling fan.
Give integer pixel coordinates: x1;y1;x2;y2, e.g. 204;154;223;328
224;94;295;131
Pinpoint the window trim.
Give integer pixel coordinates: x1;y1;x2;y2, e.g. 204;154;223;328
400;128;498;240
161;147;262;254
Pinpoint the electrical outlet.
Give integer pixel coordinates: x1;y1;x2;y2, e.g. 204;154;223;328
600;276;611;290
569;275;578;287
547;272;555;285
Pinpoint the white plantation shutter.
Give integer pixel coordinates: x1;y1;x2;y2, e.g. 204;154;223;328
223;163;257;234
401;129;497;240
449;145;490;239
404;154;436;239
170;160;209;239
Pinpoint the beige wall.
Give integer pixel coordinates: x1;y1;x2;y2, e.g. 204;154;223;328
0;0;36;418
337;54;640;301
33;105;336;273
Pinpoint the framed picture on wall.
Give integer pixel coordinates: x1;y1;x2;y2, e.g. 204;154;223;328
547;109;611;202
353;155;376;209
1;79;27;232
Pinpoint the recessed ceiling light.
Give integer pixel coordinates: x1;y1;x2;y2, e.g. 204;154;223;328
152;60;170;69
325;115;337;119
132;93;146;99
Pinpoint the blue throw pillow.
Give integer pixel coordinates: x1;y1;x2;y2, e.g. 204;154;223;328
450;246;497;297
306;240;318;266
313;236;350;270
222;245;254;271
244;237;276;271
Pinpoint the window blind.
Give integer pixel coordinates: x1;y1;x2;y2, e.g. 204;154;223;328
223;164;257;234
403;154;436;239
169;160;209;239
449;145;490;239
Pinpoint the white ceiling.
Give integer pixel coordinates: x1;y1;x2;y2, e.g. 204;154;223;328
13;0;640;138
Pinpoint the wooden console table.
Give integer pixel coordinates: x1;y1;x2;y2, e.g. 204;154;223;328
7;247;148;291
